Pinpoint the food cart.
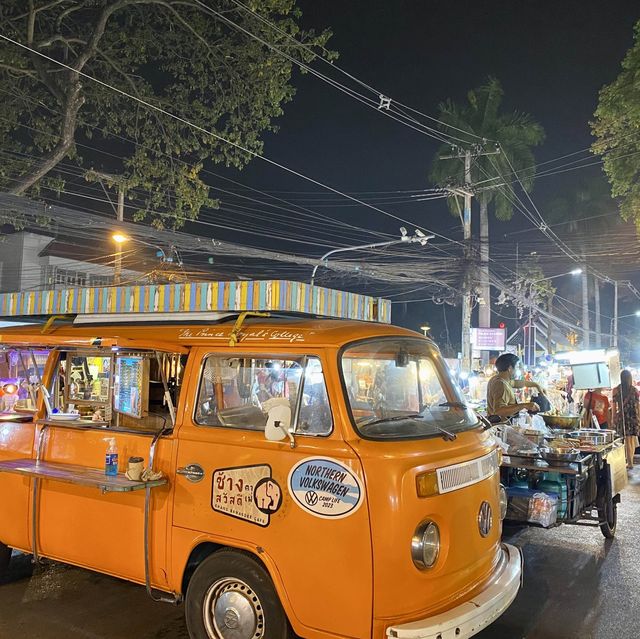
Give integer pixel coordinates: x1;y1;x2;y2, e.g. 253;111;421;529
500;425;627;539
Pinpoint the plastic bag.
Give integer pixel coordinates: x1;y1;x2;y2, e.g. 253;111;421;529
528;492;558;528
503;425;538;452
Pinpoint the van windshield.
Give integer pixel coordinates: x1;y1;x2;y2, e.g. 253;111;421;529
341;338;478;440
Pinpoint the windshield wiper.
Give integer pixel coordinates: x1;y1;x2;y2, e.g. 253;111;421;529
360;413;422;427
360;413;457;441
438;401;467;409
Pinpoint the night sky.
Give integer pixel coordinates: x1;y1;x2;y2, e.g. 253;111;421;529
260;1;638;197
224;1;640;346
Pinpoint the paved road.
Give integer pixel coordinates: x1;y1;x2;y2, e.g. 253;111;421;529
2;470;639;639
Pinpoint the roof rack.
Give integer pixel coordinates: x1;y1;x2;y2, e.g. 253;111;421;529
0;280;391;324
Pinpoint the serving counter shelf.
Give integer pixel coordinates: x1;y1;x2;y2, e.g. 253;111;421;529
502;453;591;476
0;458;166;493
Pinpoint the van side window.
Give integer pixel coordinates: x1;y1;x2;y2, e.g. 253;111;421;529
296;358;332;435
195;356;332;435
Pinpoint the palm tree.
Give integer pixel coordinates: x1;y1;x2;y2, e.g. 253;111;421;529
430;77;545;337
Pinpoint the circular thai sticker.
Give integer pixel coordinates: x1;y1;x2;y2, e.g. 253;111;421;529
288;457;364;519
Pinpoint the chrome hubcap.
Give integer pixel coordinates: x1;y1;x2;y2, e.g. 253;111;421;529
203;577;264;639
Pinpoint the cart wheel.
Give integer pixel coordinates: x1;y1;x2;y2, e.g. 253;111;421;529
598;497;617;539
185;549;293;639
0;542;11;579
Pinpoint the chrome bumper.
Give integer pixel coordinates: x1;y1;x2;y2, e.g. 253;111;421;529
386;543;523;639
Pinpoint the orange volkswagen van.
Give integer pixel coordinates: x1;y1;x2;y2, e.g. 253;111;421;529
0;313;521;639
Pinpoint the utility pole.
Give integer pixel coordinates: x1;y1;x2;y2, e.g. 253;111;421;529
613;280;619;348
546;293;554;354
114;186;125;285
594;276;601;347
581;265;590;348
462;149;472;372
86;170;127;285
440;145;501;372
442;151;473;372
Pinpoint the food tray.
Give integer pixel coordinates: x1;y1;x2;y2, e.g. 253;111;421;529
48;413;81;421
541;448;581;462
541;414;581;429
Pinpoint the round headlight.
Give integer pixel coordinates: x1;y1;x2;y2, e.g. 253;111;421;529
411;520;440;570
499;484;508;520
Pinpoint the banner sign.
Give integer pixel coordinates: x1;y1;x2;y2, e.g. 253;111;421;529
471;328;506;351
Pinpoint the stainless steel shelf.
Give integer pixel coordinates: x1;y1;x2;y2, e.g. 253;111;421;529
0;458;166;492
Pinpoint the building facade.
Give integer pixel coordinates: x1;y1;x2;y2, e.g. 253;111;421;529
0;232;124;293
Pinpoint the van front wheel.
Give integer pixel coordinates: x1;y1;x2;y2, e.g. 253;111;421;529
185;549;292;639
0;542;11;579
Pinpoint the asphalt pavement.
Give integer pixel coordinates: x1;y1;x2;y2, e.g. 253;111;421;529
2;469;639;639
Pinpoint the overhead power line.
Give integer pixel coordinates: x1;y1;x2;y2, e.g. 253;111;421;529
0;33;463;249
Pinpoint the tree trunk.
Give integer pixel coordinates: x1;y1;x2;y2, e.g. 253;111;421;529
7;90;83;195
478;199;490;364
8;0;137;194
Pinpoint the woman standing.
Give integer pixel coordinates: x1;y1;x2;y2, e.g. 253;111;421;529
612;369;640;469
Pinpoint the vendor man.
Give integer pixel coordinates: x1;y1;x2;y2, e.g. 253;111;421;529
487;353;544;419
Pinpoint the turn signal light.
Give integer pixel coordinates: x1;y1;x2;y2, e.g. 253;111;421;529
416;470;439;498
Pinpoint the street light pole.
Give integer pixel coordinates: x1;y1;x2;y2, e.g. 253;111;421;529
112;234;168;286
529;268;582;285
114;187;124;285
309;231;433;287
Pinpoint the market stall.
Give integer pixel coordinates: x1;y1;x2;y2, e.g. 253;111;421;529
499;423;627;538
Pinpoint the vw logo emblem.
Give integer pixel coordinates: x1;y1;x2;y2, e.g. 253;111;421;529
478;501;492;537
223;608;240;629
305;490;319;506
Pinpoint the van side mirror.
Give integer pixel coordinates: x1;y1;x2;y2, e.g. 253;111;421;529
265;419;288;442
263;398;296;447
265;420;296;448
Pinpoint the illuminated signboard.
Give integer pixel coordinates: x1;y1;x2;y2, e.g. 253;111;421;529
114;356;149;418
471;328;506;351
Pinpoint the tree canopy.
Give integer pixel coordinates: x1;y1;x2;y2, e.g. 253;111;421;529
0;0;334;228
429;77;545;221
592;19;640;227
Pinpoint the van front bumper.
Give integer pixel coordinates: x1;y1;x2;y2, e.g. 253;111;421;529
386;543;523;639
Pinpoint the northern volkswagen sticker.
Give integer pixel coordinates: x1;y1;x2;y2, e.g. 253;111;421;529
288;457;363;519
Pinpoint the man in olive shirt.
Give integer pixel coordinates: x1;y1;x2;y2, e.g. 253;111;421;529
486;353;543;419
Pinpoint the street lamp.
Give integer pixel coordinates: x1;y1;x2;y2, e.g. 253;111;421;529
112;233;169;284
112;233;127;284
420;324;431;336
618;310;640;319
530;268;582;284
309;228;434;286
